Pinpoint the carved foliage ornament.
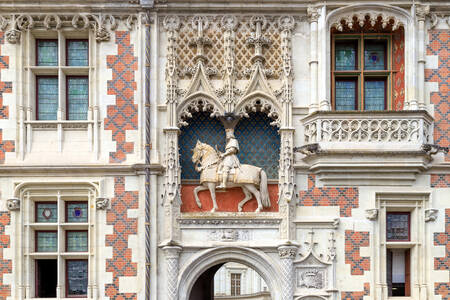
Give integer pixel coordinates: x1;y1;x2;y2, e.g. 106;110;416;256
330;11;404;31
1;13;141;44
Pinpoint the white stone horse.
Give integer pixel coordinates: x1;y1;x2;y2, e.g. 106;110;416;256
192;141;271;212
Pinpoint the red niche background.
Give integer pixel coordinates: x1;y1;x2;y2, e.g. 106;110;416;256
181;184;279;212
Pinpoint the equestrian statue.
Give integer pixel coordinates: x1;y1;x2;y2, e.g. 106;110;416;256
192;128;271;212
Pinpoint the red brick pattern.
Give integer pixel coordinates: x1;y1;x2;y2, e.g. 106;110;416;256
105;31;138;163
431;174;450;188
426;30;449;161
345;230;370;275
0;32;14;164
0;212;11;299
434;208;450;300
105;177;138;300
392;27;405;110
341;282;370;300
298;175;359;217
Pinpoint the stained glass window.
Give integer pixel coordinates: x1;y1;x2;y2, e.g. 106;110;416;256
235;112;280;179
37;77;58;120
179;111;225;180
66;202;88;223
36;231;58;252
364;80;386;110
364;41;386;70
387;213;410;241
67;77;89;120
36;203;57;223
66;231;88;252
335;80;356;110
67;40;88;66
37;40;58;66
66;260;88;296
335;41;357;70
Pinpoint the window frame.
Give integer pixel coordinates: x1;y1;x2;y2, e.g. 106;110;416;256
35;259;58;298
35;230;58;253
230;273;241;296
386;211;411;242
66;39;89;67
331;33;394;111
65;230;89;253
35;201;58;223
36;75;59;121
36;38;59;66
65;259;89;298
65;75;89;121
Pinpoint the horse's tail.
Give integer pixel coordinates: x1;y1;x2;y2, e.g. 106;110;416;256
260;170;270;208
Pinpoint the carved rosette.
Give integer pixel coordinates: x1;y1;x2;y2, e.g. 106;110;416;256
163;246;182;300
278;245;297;300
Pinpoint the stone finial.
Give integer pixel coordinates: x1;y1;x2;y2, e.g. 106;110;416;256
96;197;110;210
7;198;20;211
365;209;378;221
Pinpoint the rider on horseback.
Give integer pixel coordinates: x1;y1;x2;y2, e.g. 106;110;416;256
217;128;241;189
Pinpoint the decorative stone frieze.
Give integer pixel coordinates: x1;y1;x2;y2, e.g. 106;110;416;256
330;11;404;31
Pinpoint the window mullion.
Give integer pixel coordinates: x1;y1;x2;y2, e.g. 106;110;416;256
360;33;364;111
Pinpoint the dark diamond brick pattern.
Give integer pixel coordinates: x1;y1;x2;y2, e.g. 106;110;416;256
431;174;450;188
0;212;11;299
105;177;138;300
425;30;449;161
105;31;138;163
434;208;450;300
298;175;359;217
345;230;370;276
180;111;226;180
341;282;370;300
0;32;14;164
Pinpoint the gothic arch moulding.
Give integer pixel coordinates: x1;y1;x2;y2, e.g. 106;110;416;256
326;4;412;31
178;246;284;300
176;95;224;127
235;92;282;127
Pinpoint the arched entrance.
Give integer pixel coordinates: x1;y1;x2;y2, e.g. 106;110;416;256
178;247;283;300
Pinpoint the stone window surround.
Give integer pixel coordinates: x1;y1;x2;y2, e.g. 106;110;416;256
10;182;100;299
373;191;432;300
18;27;98;156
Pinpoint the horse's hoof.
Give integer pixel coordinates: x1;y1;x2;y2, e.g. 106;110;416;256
255;207;262;213
196;201;202;208
211;208;217;213
238;206;243;212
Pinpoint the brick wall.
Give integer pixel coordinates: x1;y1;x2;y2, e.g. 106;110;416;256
0;32;14;164
0;212;11;298
434;208;450;300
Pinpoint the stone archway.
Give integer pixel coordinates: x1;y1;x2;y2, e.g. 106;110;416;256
178;247;284;300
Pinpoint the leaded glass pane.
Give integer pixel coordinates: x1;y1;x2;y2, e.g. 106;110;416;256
364;80;386;110
335;41;357;70
36;203;57;223
67;260;88;296
67;40;89;66
335;80;356;110
387;213;410;241
66;231;88;252
67;77;88;120
37;40;58;66
364;41;386;70
66;202;88;222
36;231;57;252
37;77;58;120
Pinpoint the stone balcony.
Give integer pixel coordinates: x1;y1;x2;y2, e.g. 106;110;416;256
297;110;434;186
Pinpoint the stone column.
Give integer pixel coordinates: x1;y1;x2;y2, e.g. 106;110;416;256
308;6;320;113
163;246;182;300
416;4;429;110
278;245;298;300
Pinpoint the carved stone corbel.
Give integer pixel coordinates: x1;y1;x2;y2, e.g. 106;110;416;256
96;197;110;210
6;198;20;211
425;208;438;222
365;208;378;220
416;4;430;22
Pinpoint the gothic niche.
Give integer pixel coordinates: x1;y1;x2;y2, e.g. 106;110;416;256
179;110;279;213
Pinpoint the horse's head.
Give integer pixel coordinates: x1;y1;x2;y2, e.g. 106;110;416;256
192;140;204;164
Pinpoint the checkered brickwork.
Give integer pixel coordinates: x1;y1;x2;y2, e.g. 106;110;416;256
434;208;450;300
431;174;450;188
0;32;14;164
105;31;138;163
298;175;359;217
425;30;449;161
0;212;11;299
105;177;139;300
345;230;370;275
341;282;370;300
